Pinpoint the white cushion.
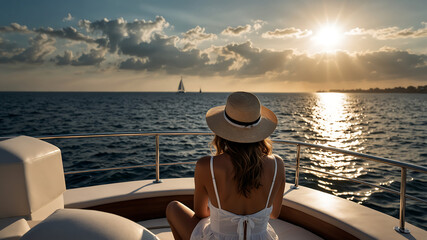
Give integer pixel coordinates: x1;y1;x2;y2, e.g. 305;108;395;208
0;136;65;220
21;209;159;240
0;217;30;240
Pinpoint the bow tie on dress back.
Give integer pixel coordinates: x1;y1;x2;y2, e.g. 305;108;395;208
231;215;262;240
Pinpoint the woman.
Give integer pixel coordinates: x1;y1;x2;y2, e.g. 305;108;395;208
166;91;285;240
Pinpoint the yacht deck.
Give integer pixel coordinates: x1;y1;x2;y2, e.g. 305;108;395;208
64;178;427;240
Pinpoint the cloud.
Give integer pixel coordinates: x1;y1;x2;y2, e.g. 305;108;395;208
0;38;24;59
0;23;31;33
0;34;56;63
72;48;106;66
346;22;427;39
222;24;252;36
79;16;169;52
0;38;18;51
119;57;147;70
252;20;266;31
200;42;427;82
181;26;216;44
54;50;73;65
283;48;427;82
262;27;312;39
0;16;171;65
54;48;106;66
0;22;98;45
118;33;210;74
0;17;426;85
35;26;97;43
218;21;266;36
63;13;74;22
356;48;427;79
220;41;292;76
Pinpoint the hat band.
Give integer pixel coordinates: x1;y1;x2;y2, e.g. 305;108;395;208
224;111;261;129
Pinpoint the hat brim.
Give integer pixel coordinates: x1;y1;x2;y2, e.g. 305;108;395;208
206;105;277;143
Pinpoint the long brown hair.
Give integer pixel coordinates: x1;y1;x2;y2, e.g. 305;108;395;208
212;135;273;198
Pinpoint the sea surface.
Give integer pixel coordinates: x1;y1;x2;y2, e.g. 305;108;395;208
0;92;426;230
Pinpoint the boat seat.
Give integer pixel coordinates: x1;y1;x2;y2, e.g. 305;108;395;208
0;136;66;239
0;136;65;222
138;217;324;240
21;208;159;240
64;178;195;209
0;217;30;240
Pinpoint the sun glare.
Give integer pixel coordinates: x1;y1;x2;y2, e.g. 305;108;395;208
312;25;343;51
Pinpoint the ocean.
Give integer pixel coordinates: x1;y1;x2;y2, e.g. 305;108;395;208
0;92;426;230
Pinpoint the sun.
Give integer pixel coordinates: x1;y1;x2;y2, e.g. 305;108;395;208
312;25;343;51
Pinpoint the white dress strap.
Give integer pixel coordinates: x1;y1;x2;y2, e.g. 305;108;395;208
265;156;278;208
210;156;222;209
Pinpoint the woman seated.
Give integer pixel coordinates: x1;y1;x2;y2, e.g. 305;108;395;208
167;91;285;240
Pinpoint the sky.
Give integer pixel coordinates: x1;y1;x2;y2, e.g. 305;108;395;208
0;0;426;92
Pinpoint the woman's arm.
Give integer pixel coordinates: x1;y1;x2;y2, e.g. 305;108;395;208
193;156;210;218
270;155;286;219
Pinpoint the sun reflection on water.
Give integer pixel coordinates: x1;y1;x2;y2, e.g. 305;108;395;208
305;93;375;203
312;93;354;147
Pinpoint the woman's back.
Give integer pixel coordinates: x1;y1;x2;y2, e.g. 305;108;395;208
191;153;285;239
195;153;285;217
166;92;283;240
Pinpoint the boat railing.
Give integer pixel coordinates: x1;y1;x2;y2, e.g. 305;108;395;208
1;131;426;233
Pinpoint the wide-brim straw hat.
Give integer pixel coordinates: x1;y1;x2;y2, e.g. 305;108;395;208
206;91;277;143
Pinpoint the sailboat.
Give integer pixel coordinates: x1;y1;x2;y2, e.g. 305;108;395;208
177;77;185;93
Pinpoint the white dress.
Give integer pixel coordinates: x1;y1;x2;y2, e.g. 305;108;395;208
190;156;279;240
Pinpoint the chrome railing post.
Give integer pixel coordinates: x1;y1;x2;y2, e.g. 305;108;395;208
291;144;301;189
153;134;162;183
395;167;410;233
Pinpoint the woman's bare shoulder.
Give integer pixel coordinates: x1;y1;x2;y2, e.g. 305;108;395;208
272;154;285;165
266;154;284;176
196;156;211;170
272;154;283;161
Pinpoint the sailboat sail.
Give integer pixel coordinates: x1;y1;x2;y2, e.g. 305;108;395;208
178;77;185;93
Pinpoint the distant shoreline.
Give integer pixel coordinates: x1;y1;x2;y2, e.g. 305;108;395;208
319;85;427;93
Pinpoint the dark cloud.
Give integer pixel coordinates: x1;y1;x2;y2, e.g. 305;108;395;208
197;42;427;82
119;57;147;70
0;38;24;60
262;27;312;39
54;49;106;66
13;34;56;63
72;49;106;66
54;50;73;65
0;38;19;52
79;16;169;53
356;48;427;79
221;41;292;76
118;33;209;74
0;34;55;63
0;22;99;45
35;27;96;43
346;22;427;39
284;49;427;82
0;23;30;33
222;25;251;36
